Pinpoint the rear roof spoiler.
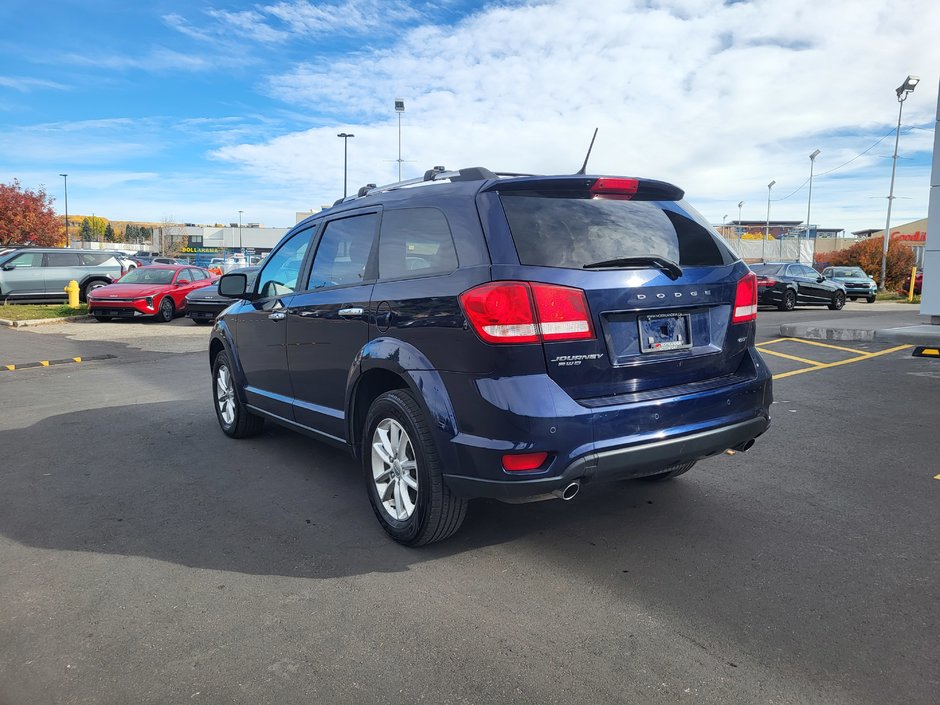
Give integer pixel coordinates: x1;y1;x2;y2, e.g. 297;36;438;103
481;175;685;201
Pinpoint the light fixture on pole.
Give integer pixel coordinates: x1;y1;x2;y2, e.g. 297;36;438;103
337;132;355;198
763;181;775;262
394;98;405;181
59;173;69;247
805;148;821;244
880;74;920;290
238;210;243;254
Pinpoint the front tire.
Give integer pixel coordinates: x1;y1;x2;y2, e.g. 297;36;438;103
212;350;264;438
828;291;846;310
778;290;796;311
866;296;876;304
156;297;175;322
363;390;467;546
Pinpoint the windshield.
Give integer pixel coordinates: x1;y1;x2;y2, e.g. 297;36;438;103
117;268;176;285
831;267;866;278
750;264;785;275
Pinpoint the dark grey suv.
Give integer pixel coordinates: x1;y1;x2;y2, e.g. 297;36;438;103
209;167;773;545
0;248;125;301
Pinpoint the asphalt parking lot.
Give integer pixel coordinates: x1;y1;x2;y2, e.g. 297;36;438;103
1;307;938;704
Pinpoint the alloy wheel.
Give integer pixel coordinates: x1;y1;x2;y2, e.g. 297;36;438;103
371;418;419;521
216;364;236;427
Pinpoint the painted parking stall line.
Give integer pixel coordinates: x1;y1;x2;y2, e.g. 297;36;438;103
757;338;912;380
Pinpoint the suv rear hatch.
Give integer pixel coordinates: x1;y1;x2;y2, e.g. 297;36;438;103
477;176;756;403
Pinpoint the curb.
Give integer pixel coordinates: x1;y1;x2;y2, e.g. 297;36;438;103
0;315;93;328
2;354;116;372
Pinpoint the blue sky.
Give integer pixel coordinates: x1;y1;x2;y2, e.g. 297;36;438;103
1;0;938;233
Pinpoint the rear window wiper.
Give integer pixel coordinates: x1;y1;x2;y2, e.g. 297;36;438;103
582;256;683;280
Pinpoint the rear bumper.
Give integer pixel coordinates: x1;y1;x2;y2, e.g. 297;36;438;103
443;415;769;499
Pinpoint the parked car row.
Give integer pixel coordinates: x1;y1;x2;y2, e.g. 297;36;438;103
87;265;218;322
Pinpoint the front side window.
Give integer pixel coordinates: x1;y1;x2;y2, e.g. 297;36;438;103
256;229;313;298
378;208;458;280
8;252;44;268
307;213;379;289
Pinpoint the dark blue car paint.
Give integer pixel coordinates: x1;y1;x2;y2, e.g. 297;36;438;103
209;173;772;502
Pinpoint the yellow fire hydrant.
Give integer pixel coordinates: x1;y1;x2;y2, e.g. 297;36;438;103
65;280;80;309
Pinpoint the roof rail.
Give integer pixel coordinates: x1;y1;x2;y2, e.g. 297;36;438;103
351;166;503;199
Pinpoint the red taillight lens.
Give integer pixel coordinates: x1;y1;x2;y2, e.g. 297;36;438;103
530;283;594;341
460;282;594;344
458;282;539;344
732;272;758;324
502;452;549;472
591;177;639;200
756;278;777;287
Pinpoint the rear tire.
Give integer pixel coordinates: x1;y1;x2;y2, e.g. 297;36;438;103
778;290;796;311
828;291;846;310
363;390;467;546
192;318;213;326
641;461;696;482
212;350;264;438
80;279;108;303
93;315;111;323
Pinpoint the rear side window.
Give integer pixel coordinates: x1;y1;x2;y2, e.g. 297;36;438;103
80;253;111;265
45;252;81;267
378;208;458;280
500;195;727;268
308;213;378;289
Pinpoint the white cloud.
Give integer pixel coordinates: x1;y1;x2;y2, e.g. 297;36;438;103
213;0;940;233
263;0;424;34
0;76;67;92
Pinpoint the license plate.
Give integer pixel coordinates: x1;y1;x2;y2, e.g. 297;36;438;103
638;313;692;353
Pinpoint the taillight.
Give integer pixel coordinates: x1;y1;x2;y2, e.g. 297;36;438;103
732;272;758;324
757;278;777;287
591;177;639;200
502;452;549;472
459;281;594;344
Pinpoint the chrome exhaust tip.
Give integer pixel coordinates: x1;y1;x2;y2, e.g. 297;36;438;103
731;438;756;452
552;481;581;501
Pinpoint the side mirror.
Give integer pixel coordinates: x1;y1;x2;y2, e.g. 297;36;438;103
219;272;251;299
1;264;15;271
177;279;190;286
816;275;825;283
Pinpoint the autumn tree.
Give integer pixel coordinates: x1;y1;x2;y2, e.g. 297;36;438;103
104;222;116;242
825;237;914;290
0;179;63;246
80;218;93;241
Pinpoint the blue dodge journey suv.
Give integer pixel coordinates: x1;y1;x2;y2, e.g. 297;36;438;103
210;167;772;545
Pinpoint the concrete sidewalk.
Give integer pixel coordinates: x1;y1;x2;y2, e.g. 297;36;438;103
778;302;940;344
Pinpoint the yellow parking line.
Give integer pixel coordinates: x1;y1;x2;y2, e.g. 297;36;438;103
777;338;867;355
757;348;824;366
934;474;940;481
773;344;912;380
4;364;14;371
756;338;790;347
73;357;81;363
40;360;49;367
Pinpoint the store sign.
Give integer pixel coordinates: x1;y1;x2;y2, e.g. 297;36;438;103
182;247;223;253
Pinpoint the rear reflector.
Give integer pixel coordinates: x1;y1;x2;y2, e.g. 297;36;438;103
502;452;549;472
732;271;758;323
460;281;594;344
591;177;639;199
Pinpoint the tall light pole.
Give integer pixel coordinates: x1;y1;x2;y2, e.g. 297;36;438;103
805;149;821;263
337;132;355;198
763;181;775;262
394;98;405;180
59;173;69;246
238;210;243;255
880;75;920;290
737;200;743;245
722;214;728;237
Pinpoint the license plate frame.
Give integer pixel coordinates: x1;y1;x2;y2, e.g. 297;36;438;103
638;312;692;353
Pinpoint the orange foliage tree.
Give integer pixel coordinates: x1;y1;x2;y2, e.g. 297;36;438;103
0;179;63;247
823;237;914;290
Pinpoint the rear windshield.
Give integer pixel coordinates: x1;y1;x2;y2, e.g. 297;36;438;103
750;264;786;275
499;194;731;268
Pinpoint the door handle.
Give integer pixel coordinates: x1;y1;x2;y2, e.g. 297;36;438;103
338;307;364;318
268;311;286;321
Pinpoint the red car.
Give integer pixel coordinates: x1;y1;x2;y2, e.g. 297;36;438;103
900;269;923;295
87;265;217;322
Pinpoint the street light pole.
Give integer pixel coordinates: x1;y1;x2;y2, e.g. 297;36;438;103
880;75;920;290
737;200;743;248
764;181;775;262
805;149;820;262
337;132;355;198
394;99;405;181
238;210;243;255
59;173;69;246
722;214;727;237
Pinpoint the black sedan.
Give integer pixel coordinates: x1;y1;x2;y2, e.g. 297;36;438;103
185;266;259;324
750;262;846;311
